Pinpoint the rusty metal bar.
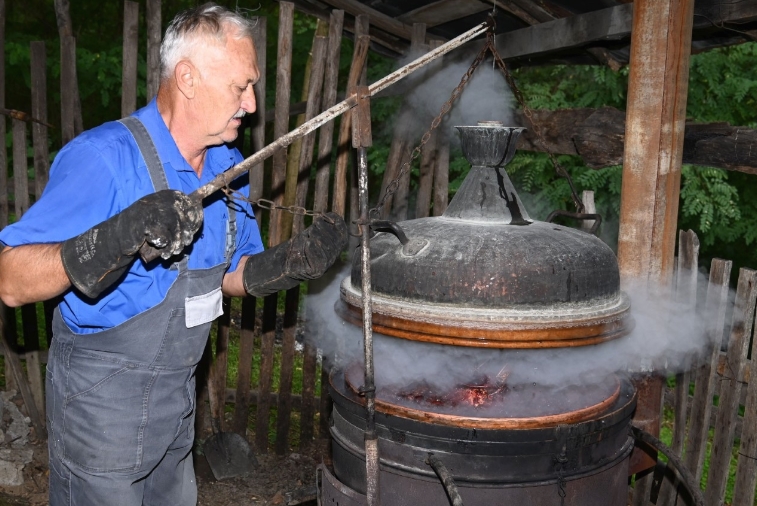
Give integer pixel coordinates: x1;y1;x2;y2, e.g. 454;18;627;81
191;18;491;202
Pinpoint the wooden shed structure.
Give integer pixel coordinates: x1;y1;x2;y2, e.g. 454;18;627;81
2;0;757;504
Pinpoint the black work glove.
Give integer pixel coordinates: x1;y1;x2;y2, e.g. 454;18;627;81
243;212;348;297
61;189;203;299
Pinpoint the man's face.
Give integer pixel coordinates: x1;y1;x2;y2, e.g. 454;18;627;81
192;33;259;146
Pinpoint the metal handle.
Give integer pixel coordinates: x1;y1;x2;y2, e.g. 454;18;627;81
630;426;705;506
426;453;465;506
369;220;409;245
546;210;602;236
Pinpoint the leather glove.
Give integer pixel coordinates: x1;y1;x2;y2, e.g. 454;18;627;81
61;189;203;298
243;212;348;297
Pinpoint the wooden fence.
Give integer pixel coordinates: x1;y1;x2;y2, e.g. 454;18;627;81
2;2;757;505
0;1;455;455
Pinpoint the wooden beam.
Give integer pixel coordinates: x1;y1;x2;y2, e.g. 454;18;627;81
514;107;757;175
319;0;415;40
398;0;490;27
493;0;757;62
287;0;410;56
618;0;695;486
494;3;634;60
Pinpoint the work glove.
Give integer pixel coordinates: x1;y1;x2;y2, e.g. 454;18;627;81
61;189;203;299
243;212;348;297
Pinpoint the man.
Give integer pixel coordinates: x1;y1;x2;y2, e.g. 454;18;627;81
0;4;346;505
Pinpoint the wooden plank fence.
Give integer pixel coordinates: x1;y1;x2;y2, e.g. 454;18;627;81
2;3;757;505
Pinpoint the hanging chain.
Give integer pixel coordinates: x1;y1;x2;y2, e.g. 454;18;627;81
368;39;491;220
371;27;585;219
225;22;584;222
487;32;585;213
221;186;330;220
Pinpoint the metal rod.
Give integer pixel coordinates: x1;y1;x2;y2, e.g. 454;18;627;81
191;18;492;202
357;145;379;505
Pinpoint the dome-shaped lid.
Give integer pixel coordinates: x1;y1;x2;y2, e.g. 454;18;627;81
338;122;631;348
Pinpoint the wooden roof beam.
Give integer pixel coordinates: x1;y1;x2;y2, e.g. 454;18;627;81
492;0;757;63
398;0;491;28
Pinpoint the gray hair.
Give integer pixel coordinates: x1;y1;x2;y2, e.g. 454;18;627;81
160;3;256;81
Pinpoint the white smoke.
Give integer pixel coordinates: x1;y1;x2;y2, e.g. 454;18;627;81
380;49;516;140
304;263;731;394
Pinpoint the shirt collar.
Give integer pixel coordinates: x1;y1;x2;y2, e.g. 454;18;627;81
133;99;238;178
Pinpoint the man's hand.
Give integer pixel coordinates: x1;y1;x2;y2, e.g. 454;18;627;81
243;212;348;297
61;190;203;298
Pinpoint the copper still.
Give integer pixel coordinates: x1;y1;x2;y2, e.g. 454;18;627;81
320;123;637;506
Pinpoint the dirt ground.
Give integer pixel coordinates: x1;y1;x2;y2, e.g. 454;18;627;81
0;430;327;506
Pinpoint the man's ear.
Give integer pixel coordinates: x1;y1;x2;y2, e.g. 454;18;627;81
175;61;196;99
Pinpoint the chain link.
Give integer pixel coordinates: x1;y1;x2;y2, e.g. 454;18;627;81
221;187;332;222
223;23;584;222
369;40;492;220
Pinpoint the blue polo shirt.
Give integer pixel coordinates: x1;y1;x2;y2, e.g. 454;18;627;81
0;99;264;334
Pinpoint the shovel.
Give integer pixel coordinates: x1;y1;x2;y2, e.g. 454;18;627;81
203;371;257;480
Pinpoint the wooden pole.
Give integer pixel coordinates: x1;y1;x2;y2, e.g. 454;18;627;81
122;1;139;117
348;15;370;249
0;0;7;229
292;36;328;235
704;269;757;505
60;35;77;145
53;0;82;135
269;1;295;248
146;0;161;102
30;42;49;197
331;35;370;217
312;10;344;215
283;27;328;239
617;0;695;488
249;17;267;228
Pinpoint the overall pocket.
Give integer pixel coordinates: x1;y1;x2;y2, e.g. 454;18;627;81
61;353;156;472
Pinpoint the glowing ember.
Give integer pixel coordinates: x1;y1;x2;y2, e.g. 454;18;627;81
396;368;510;409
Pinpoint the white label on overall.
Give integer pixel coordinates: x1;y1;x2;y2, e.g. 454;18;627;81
185;287;224;328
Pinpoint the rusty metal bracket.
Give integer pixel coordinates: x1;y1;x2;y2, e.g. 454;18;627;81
350;85;373;149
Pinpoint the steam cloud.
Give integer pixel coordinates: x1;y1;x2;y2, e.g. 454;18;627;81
305;262;729;394
379;48;516;140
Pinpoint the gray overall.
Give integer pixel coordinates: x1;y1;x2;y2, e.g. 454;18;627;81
46;117;235;506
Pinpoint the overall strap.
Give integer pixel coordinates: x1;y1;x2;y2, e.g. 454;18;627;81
118;116;188;270
118;116;170;192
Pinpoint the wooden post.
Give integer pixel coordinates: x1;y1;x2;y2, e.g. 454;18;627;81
617;0;695;489
281;23;325;240
212;298;231;434
146;0;161;101
332;34;370;217
0;0;7;229
292;36;328;235
660;230;699;506
348;15;369;251
31;42;49;197
269;1;294;248
683;258;731;480
60;35;77;145
249;17;267;228
255;294;278;453
27;41;50;420
53;0;82;135
732;311;757;504
312;10;344;215
122;1;139;117
704;269;757;505
232;297;256;436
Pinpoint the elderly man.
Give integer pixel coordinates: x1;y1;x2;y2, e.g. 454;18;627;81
0;3;346;505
